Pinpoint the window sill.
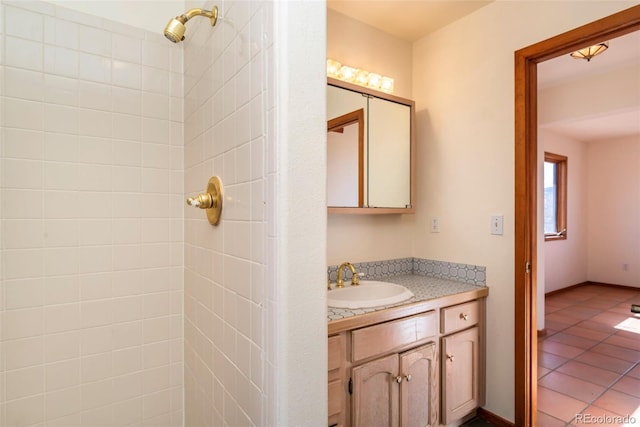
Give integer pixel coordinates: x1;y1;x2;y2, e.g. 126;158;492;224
544;235;567;242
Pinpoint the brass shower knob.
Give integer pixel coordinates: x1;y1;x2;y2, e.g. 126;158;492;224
186;176;223;225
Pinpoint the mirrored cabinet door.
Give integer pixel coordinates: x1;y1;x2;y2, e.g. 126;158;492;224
327;78;415;214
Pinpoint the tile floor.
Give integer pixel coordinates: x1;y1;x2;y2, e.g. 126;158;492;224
538;283;640;426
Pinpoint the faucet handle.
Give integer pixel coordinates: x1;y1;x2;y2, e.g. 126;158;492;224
351;272;364;286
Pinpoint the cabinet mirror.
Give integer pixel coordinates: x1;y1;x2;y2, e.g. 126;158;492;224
327;78;415;214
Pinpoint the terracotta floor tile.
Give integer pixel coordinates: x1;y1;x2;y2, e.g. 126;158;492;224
538;366;551;379
592;389;640;417
591;312;633;328
575;351;636;374
547;332;599;350
539;340;585;359
545;319;574;332
538;386;589;422
605;334;640;352
539;351;569;370
538;371;606;403
611;375;640;398
627;364;640;379
564;325;612;342
536;411;567;427
590;342;640;363
578;299;620;310
556;361;621;387
547;312;583;326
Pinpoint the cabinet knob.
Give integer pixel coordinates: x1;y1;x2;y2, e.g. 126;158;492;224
460;313;469;321
447;354;455;362
394;376;403;383
404;374;412;382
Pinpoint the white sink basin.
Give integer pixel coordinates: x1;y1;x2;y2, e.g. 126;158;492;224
327;280;414;309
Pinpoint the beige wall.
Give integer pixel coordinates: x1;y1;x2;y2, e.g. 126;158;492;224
412;1;640;421
587;135;640;287
541;131;589;293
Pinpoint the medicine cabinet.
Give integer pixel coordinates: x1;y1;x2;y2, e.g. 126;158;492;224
327;78;415;214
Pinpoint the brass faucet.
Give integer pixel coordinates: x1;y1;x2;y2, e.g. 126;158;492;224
336;262;360;288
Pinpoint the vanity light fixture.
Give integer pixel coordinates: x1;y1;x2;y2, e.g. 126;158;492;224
326;59;395;93
570;42;609;61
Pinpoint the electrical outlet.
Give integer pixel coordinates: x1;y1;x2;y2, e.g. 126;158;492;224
431;217;440;233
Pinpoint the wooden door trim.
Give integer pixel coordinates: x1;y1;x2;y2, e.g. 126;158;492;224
514;5;640;426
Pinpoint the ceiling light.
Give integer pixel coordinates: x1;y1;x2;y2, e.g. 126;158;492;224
326;59;395;93
570;42;609;61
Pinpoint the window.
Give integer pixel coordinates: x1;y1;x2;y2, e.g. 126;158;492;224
544;152;567;240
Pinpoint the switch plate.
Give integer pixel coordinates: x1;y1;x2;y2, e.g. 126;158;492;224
491;215;503;235
431;217;440;233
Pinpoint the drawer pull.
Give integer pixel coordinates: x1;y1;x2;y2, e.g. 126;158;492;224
447;354;455;362
460;313;469;321
394;375;403;384
404;374;412;382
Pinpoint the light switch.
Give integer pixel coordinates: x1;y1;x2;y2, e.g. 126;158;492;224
491;215;504;235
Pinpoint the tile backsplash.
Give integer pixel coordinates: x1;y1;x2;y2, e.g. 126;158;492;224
328;257;487;286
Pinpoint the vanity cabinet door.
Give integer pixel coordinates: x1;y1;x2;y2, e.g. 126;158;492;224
352;353;399;427
399;343;438;427
441;326;479;424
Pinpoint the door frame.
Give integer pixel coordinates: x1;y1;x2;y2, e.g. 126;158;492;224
514;5;640;426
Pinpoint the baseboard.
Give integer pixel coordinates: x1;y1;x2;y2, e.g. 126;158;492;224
537;328;547;337
545;281;640;297
477;408;515;427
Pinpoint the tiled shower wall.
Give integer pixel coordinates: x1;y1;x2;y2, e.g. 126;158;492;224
182;1;273;426
0;1;184;425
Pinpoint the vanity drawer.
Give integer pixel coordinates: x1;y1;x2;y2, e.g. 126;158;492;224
328;334;344;372
351;312;437;362
441;300;479;334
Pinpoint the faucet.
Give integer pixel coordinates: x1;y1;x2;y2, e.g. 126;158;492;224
336;262;361;288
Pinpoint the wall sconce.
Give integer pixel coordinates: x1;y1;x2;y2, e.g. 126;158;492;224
327;59;394;93
570;42;609;61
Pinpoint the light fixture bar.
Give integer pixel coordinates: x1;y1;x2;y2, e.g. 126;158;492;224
326;59;394;93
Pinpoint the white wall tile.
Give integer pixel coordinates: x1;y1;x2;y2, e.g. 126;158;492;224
46;359;81;392
44;45;79;78
4;66;44;101
113;34;142;64
45;386;82;420
4;336;44;370
5;6;44;41
5;36;43;70
1;4;183;426
79;26;111;56
112;60;141;89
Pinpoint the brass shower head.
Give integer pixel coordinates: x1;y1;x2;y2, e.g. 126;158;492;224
164;6;218;43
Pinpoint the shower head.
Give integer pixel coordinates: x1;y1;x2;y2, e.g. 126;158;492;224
164;6;218;43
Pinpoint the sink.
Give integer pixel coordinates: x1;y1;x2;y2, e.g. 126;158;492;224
327;280;414;309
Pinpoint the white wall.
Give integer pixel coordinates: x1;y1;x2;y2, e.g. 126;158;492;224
326;9;416;266
411;1;640;421
587;135;640;287
1;1;184;425
541;130;589;293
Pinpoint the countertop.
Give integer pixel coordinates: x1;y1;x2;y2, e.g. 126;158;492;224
327;274;488;335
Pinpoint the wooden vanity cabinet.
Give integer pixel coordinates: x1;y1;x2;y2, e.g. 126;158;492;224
351;343;438;427
328;292;487;427
440;300;485;425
